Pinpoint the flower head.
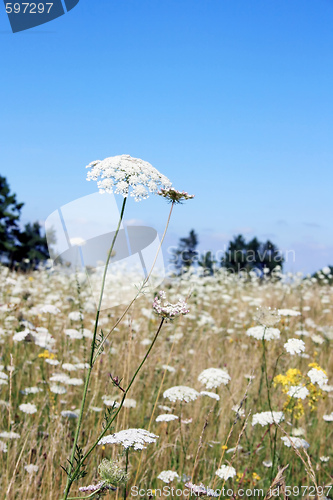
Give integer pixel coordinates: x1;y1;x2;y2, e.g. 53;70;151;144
246;326;280;341
185;482;219;497
198;368;231;389
157;470;180;483
98;428;158;450
281;436;309;449
19;403;37;414
156;414;179;422
215;465;236;480
86;154;172;201
163;385;199;403
158;188;194;204
284;339;305;355
252;411;284;427
153;291;189;319
255;307;281;327
98;458;129;486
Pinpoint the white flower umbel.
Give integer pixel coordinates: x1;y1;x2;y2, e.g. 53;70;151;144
156;414;179;422
198;368;231;389
153;291;189;319
215;465;236;480
98;429;158;450
0;431;20;440
200;391;220;401
157;470;180;483
86;154;172;201
24;464;39;474
246;326;280;341
287;385;309;400
252;411;284;427
163;386;199;403
323;412;333;422
19;403;37;414
278;309;301;317
184;482;219;498
281;436;309;449
307;368;328;389
284;339;305;355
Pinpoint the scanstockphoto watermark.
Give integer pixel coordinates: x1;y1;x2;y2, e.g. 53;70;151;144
167;245;296;269
3;0;80;33
131;485;333;498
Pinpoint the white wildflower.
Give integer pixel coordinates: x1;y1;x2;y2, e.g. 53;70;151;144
153;291;189;319
163;386;199;403
281;436;309;449
86;154;172;201
200;391;220;401
0;431;20;439
98;428;158;450
61;410;79;419
307;368;328;389
19;403;37;414
323;412;333;422
50;384;67;395
320;456;330;462
287;385;309;400
198;368;231;389
68;311;84;321
64;329;83;340
246;326;280;341
252;411;284;427
24;464;39;474
278;309;301;317
157;470;180;483
215;465;236;480
40;305;60;315
284;339;305;355
156;414;179;422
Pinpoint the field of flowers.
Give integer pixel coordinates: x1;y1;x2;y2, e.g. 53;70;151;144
0;264;332;500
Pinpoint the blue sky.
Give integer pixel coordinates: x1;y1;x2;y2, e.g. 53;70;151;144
1;0;332;274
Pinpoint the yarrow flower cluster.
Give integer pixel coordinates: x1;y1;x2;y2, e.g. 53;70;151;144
86;154;172;201
215;465;237;480
287;385;309;400
163;385;199;403
98;428;158;450
198;368;231;389
158;188;195;204
157;470;180;483
246;326;280;341
252;411;284;427
284;338;305;355
153;291;189;319
19;403;37;414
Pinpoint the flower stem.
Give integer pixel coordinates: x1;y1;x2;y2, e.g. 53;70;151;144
63;197;127;500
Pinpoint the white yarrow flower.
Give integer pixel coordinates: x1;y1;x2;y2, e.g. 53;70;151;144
287;385;309;400
307;368;328;389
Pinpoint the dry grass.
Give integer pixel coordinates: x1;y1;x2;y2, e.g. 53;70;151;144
0;266;332;499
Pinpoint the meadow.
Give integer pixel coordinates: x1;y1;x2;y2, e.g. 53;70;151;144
0;263;332;500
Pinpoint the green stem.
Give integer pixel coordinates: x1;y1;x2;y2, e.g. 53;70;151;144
72;318;165;472
63;197;127;500
123;449;129;500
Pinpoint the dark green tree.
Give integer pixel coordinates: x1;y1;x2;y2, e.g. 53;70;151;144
0;176;24;262
198;250;216;276
171;229;199;274
221;234;284;275
12;222;49;270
